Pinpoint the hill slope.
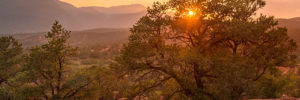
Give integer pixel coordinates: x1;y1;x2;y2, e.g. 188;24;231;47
278;17;300;57
80;4;146;14
9;28;130;47
3;16;300;58
0;0;146;34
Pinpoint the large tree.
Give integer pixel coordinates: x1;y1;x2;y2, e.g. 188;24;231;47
115;0;297;100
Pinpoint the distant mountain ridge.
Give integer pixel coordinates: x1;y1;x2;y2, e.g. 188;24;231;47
278;17;300;41
2;0;300;57
2;16;300;58
0;0;146;34
277;17;300;57
80;4;147;14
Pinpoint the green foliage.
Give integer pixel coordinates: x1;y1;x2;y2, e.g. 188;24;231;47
246;70;289;99
0;0;300;100
0;36;22;84
0;22;127;100
115;0;297;100
0;36;22;99
281;69;300;98
9;21;93;100
0;87;11;100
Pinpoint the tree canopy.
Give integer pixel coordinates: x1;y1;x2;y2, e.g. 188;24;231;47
9;21;94;100
115;0;297;99
0;36;22;99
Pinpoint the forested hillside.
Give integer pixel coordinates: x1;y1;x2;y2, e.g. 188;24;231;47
0;0;145;33
7;28;130;47
4;18;300;58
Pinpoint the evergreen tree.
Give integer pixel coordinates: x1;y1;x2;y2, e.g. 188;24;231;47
115;0;297;99
13;21;92;100
0;36;22;99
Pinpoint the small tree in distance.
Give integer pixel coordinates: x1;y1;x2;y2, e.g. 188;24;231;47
10;21;93;100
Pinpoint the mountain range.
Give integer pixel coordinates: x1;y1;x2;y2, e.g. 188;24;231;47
0;0;147;34
5;17;300;53
1;0;300;53
278;17;300;56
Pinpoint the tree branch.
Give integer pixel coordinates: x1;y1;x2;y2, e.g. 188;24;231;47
63;81;92;99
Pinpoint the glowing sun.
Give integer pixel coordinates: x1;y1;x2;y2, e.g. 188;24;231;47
188;11;195;16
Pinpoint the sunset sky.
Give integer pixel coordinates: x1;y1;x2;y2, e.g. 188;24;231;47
60;0;300;18
60;0;168;7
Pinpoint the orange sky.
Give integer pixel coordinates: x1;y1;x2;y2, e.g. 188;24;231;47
259;0;300;18
60;0;169;7
60;0;300;18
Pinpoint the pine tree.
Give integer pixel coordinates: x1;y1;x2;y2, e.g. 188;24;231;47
115;0;297;99
0;36;22;99
15;21;91;100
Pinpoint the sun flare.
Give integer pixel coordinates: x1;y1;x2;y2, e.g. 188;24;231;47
188;10;194;16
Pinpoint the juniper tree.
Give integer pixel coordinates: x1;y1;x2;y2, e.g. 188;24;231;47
115;0;297;99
